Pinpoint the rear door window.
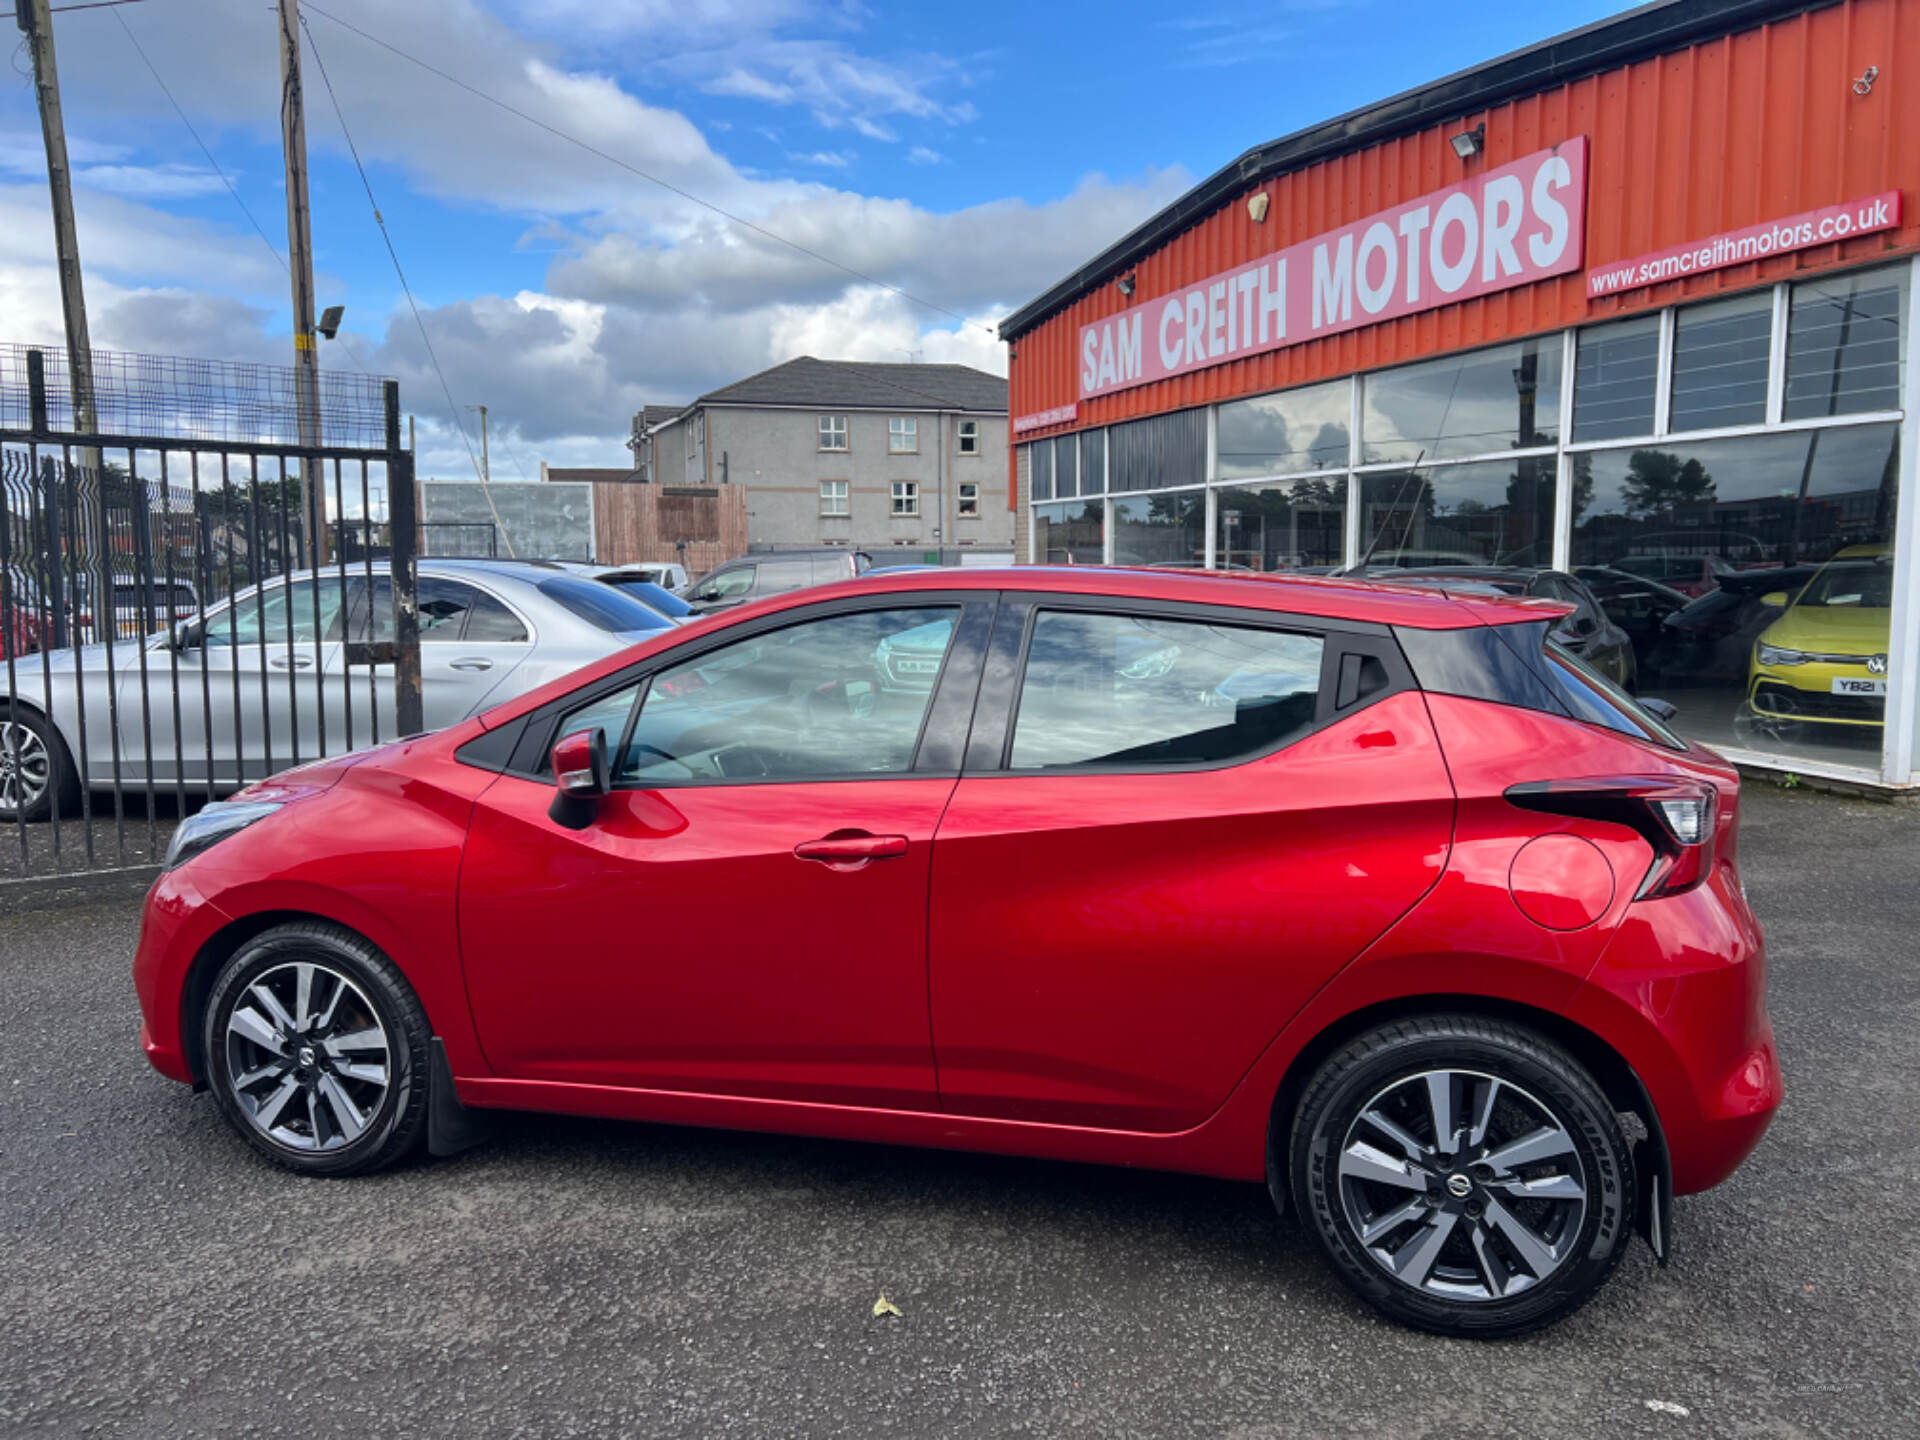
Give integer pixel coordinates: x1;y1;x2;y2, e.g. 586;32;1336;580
1008;611;1325;769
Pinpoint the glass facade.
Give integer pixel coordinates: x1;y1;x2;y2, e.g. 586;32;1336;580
1019;258;1918;784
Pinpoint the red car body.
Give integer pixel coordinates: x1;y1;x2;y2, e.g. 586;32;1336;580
134;567;1779;1209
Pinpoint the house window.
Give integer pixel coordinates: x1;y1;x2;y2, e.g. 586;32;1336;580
819;480;849;517
957;482;980;517
956;419;980;455
891;481;919;516
889;416;918;453
818;415;848;451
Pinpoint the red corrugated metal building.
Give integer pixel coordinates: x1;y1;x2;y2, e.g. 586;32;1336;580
1000;0;1920;789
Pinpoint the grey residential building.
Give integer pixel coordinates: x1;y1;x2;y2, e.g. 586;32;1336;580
644;358;1012;561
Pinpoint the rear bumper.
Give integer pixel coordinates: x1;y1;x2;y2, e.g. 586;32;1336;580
131;869;232;1087
1569;866;1782;1195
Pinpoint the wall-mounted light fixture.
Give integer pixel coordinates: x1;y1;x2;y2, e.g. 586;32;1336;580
1449;123;1485;160
1247;192;1270;223
1117;273;1136;298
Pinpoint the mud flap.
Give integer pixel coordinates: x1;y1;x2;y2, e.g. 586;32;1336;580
427;1038;496;1158
1631;1089;1674;1267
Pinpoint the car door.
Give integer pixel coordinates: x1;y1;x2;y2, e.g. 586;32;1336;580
338;574;535;733
456;594;994;1107
127;576;353;786
926;599;1456;1133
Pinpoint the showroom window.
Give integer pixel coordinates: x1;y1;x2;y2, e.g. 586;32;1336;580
891;481;919;516
956;419;980;455
1785;264;1909;419
1008;611;1325;768
1669;290;1772;432
818;415;848;451
1032;499;1104;565
1215;477;1348;571
1358;456;1553;567
1111;492;1205;567
1217;378;1351;479
957;482;980;517
1573;314;1661;442
1026;440;1054;501
627;607;960;782
1054;433;1080;498
820;480;849;516
889;416;918;453
1080;428;1107;494
1363;338;1561;463
1110;408;1207;491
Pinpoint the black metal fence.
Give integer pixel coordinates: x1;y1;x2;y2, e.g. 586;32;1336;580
0;344;419;879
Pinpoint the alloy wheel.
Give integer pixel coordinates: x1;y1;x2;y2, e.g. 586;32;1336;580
1336;1068;1588;1302
223;961;392;1152
0;720;49;814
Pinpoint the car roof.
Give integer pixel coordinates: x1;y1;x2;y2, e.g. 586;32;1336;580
760;564;1563;630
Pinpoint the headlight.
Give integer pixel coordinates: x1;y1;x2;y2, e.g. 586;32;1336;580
162;800;283;872
1757;643;1809;666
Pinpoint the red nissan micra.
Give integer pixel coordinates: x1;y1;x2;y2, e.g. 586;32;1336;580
132;567;1780;1336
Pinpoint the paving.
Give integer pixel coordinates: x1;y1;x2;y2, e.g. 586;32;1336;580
0;783;1914;1438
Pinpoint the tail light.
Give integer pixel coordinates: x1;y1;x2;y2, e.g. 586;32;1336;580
1505;776;1718;900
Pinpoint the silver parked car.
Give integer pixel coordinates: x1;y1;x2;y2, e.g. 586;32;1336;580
0;559;671;821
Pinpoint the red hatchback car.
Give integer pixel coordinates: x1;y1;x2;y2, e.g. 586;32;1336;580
133;567;1780;1336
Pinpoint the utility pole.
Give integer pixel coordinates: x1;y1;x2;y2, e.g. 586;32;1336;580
468;403;491;484
277;0;325;562
19;0;98;444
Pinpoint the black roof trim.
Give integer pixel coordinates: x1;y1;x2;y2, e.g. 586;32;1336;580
1000;0;1836;341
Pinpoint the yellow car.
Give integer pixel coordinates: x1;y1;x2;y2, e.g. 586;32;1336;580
1747;544;1892;735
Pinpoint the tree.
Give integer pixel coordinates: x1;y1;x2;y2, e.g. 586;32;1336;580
1620;449;1714;517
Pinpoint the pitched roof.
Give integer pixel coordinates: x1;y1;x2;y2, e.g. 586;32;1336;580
641;404;684;428
697;357;1007;413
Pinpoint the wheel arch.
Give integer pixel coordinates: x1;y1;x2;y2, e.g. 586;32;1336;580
1263;990;1669;1256
179;909;415;1088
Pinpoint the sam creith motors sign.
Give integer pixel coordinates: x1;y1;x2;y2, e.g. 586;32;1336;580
1077;139;1588;400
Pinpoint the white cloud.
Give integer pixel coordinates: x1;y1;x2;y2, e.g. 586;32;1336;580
907;146;944;166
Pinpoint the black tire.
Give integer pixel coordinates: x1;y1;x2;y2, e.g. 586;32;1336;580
0;701;79;823
1287;1015;1634;1338
202;921;432;1178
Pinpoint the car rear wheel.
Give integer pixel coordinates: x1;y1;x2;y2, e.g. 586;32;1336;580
1288;1015;1634;1338
0;703;77;823
202;922;431;1177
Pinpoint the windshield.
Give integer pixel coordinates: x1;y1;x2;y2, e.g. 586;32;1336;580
536;576;672;633
1797;558;1891;608
605;579;692;617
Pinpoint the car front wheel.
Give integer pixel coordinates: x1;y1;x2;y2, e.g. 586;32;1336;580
202;921;432;1177
1288;1015;1634;1338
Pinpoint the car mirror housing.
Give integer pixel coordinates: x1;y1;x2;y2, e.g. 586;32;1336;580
170;618;204;651
1760;591;1789;608
1639;696;1679;721
548;726;610;830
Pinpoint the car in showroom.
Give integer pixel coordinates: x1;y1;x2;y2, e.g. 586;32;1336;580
0;560;672;822
1745;544;1892;741
131;566;1778;1338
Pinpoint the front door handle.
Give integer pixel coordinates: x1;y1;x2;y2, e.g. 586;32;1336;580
794;832;909;867
448;657;494;672
268;655;313;670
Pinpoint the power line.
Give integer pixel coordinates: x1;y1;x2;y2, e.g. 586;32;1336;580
297;12;517;555
111;8;382;380
300;2;992;336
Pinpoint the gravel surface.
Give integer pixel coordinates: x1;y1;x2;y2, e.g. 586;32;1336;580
0;783;1914;1438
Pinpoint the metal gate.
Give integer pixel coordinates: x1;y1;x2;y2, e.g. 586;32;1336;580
0;344;420;879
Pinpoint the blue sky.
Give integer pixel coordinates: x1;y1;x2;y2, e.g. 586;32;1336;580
0;0;1618;474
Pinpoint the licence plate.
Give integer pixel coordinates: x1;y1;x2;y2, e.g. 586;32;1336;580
1831;677;1887;696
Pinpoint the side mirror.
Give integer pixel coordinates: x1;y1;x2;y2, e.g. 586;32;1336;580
1760;591;1789;609
171;618;204;651
548;726;610;830
1639;696;1679;721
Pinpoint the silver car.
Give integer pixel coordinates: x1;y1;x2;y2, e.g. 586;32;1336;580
0;559;670;821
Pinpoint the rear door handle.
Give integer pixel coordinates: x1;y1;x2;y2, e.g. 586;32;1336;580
268;655;313;670
794;832;909;866
448;657;494;672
